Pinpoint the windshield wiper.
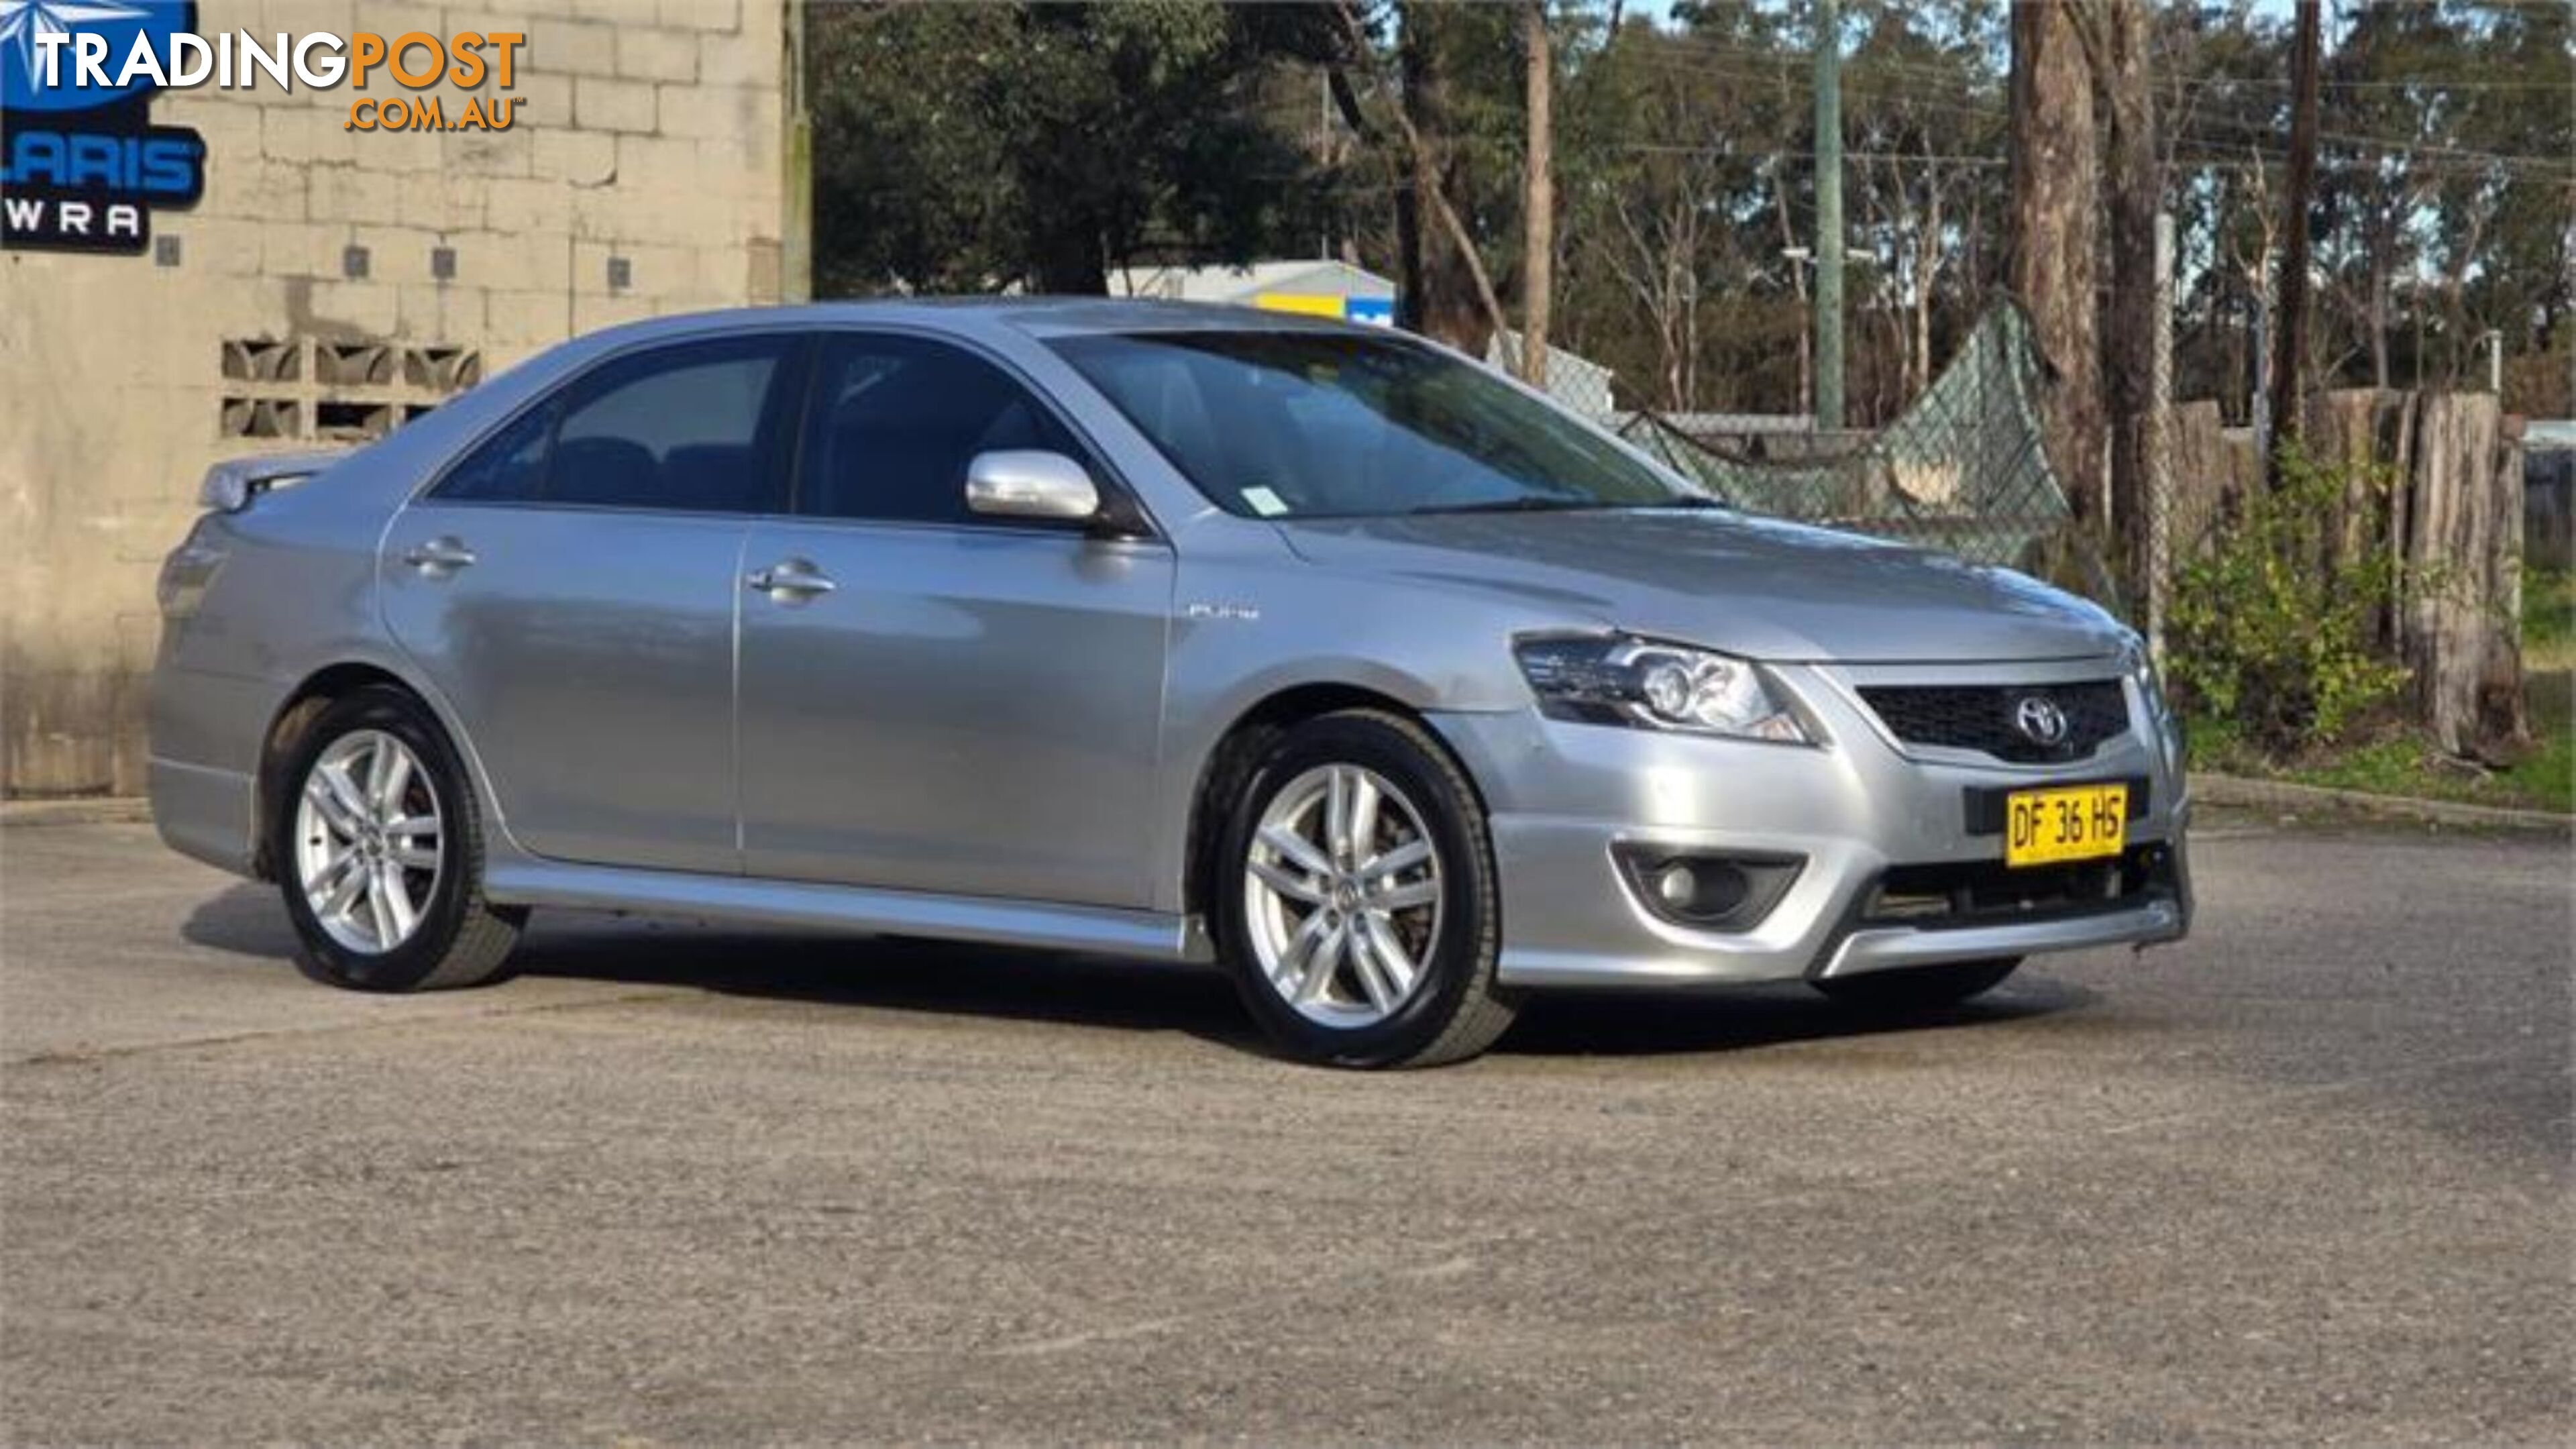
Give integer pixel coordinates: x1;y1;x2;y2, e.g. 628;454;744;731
1408;496;1605;516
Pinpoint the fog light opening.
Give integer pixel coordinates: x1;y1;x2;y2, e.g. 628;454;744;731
1615;847;1803;932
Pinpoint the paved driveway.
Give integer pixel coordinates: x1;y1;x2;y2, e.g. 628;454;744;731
3;818;2567;1442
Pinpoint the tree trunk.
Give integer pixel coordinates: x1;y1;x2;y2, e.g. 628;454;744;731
1028;210;1108;295
1774;175;1811;417
2074;0;2160;608
1519;0;1554;386
1353;1;1501;354
2008;0;2105;537
1389;3;1497;354
2404;392;2530;762
2266;0;2322;482
2367;245;2392;389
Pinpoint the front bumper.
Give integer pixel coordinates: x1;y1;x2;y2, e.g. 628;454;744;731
1430;657;2194;989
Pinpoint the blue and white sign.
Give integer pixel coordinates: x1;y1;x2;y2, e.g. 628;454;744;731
0;0;205;253
1344;297;1395;328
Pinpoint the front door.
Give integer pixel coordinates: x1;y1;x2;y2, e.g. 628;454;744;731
383;332;804;873
735;331;1174;906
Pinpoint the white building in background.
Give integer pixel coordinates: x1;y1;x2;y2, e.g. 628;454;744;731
1112;259;1395;323
1111;261;1619;416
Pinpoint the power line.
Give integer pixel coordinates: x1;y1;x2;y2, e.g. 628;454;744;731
1601;46;2571;174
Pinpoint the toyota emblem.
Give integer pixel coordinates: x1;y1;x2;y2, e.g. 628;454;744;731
2013;695;2070;747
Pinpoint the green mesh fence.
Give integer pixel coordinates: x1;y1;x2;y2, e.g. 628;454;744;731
1604;305;2090;580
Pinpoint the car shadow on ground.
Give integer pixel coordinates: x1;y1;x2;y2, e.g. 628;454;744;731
180;885;2092;1061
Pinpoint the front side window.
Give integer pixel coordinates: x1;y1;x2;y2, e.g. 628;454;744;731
798;333;1089;525
549;337;795;513
1047;331;1697;520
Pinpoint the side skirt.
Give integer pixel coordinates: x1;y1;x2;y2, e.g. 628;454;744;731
482;859;1214;963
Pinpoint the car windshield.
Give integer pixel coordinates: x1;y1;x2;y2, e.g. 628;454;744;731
1046;329;1705;519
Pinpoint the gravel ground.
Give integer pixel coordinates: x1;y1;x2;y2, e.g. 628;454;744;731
2;818;2568;1443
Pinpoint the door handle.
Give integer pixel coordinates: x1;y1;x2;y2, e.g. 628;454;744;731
745;559;837;602
400;537;476;574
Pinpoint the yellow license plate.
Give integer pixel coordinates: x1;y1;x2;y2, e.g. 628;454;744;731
2004;784;2130;867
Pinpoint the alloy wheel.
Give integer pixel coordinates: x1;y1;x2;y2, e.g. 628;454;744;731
1242;762;1444;1027
292;729;443;955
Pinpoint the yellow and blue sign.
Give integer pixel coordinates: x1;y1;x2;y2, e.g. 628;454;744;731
1254;292;1395;327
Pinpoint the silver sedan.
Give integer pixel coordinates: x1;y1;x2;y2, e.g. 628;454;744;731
151;300;2190;1067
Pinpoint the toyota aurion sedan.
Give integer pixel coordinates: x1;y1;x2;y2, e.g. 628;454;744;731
151;300;2190;1067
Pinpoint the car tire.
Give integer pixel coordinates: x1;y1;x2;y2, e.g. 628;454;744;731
1811;957;2022;1011
272;686;526;992
1214;709;1517;1068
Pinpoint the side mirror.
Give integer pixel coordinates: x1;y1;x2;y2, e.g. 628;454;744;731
964;450;1101;524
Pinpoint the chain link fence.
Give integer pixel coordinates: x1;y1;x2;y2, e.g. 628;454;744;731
1512;305;2110;594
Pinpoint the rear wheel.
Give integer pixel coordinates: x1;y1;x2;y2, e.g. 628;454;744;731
1812;957;2022;1011
1214;710;1517;1068
274;686;525;991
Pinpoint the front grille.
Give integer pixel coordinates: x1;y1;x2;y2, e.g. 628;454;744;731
1856;680;2129;763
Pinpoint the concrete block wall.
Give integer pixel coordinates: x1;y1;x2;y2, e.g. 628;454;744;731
0;0;796;795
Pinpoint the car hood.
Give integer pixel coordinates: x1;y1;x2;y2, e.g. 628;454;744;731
1273;508;2128;663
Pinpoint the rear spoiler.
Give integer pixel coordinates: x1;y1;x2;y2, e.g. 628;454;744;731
199;449;352;513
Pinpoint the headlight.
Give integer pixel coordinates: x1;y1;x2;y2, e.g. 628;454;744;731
2123;637;2170;721
1514;634;1812;744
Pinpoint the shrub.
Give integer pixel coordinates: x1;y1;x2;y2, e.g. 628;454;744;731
2166;446;2412;753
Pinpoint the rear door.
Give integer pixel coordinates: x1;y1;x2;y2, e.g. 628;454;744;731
382;333;805;873
734;330;1175;906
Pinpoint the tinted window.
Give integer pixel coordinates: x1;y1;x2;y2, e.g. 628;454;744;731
435;401;553;503
547;337;797;513
1049;331;1693;519
799;334;1087;525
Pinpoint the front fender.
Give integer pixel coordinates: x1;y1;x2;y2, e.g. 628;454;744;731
1146;526;1599;913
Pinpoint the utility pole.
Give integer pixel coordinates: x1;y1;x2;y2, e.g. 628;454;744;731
1813;0;1845;431
2150;212;2176;664
2265;0;2320;486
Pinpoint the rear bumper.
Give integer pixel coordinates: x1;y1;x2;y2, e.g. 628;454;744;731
149;757;258;877
1429;659;2194;990
147;663;275;879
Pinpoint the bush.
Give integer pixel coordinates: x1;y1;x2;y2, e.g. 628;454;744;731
2167;446;2412;753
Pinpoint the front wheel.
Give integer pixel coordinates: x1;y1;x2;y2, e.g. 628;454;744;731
1811;957;2022;1011
1214;710;1517;1069
274;686;525;992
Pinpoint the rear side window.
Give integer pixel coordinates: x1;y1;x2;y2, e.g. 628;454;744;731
433;335;801;513
798;333;1089;525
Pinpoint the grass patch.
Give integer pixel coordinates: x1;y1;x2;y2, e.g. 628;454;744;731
2188;668;2573;815
2184;568;2575;813
2175;562;2575;814
2525;566;2575;673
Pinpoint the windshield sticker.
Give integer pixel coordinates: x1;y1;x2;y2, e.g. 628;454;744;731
1240;486;1288;517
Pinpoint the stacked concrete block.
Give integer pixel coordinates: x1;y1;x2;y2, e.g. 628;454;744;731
0;0;796;794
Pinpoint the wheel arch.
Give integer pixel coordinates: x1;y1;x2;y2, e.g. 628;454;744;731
252;659;493;881
1178;682;1495;926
